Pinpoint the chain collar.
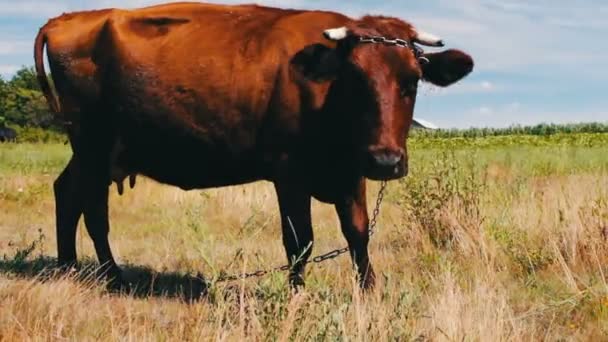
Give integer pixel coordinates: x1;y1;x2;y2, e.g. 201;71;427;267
358;35;428;62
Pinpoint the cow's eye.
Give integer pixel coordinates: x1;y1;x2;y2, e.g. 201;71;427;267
400;80;419;98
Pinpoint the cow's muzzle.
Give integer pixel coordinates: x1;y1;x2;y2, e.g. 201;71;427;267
365;147;408;180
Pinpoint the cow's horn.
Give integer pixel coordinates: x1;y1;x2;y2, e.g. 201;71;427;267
323;27;349;41
413;29;444;47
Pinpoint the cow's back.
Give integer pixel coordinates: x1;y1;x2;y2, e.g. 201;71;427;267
42;3;352;188
45;3;349;124
96;4;349;121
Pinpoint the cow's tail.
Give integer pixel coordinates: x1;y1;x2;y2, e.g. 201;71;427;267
34;25;61;114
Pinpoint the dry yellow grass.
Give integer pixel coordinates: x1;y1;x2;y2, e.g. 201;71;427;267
1;143;608;340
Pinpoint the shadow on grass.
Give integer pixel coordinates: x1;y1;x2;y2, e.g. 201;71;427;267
0;251;209;302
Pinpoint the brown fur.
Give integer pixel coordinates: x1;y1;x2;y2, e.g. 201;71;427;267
35;2;473;289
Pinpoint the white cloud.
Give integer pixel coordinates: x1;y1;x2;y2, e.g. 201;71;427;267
0;1;68;17
506;102;521;111
0;40;29;55
92;0;167;9
0;0;315;18
477;106;493;116
403;16;486;38
0;0;169;18
480;81;493;90
377;0;608;75
0;64;19;77
431;98;606;128
419;80;497;96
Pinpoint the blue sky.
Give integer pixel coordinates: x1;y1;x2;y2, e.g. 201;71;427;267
0;0;606;128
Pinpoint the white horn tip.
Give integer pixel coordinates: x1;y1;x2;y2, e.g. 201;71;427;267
323;27;348;41
415;30;444;47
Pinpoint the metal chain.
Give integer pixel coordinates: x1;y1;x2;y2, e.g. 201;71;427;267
215;180;388;282
360;36;410;48
359;35;425;58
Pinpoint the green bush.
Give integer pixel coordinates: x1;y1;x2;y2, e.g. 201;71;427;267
0;66;62;133
12;126;66;143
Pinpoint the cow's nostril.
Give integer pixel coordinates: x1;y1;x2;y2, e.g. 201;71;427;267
372;152;402;167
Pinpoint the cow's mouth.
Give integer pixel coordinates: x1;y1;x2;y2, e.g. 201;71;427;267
364;156;408;181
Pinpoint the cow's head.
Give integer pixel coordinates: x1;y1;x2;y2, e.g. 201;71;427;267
291;16;474;180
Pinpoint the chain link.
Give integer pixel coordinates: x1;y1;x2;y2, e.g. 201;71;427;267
359;35;425;58
369;180;387;237
215;180;388;283
360;36;409;48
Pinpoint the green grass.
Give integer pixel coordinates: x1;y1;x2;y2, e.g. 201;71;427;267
1;133;608;340
0;142;70;174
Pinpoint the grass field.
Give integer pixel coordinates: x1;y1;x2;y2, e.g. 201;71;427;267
1;134;608;340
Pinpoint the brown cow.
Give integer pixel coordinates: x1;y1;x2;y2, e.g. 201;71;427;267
35;2;473;289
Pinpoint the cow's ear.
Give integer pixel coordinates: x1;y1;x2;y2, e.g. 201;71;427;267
291;44;342;82
420;49;474;87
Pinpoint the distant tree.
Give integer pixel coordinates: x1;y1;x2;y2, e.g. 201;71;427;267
0;76;7;116
0;66;60;130
10;66;41;91
3;87;54;127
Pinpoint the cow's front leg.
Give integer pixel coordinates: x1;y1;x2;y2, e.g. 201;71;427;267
274;181;313;290
335;179;375;289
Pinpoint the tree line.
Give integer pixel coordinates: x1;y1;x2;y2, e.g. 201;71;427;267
411;122;608;139
0;66;59;131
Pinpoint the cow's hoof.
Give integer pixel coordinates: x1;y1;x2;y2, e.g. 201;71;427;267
56;261;79;274
359;269;376;291
99;266;124;291
289;273;306;293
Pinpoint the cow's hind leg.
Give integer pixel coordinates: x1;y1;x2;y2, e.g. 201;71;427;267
274;181;313;289
80;160;121;283
56;150;120;282
335;179;375;290
54;156;82;268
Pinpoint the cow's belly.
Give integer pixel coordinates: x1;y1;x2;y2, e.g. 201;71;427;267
137;155;267;190
113;121;274;190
